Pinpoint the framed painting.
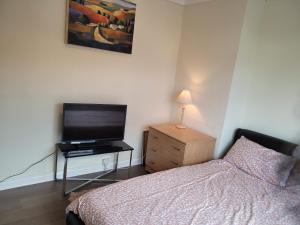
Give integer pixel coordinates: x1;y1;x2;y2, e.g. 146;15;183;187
67;0;136;54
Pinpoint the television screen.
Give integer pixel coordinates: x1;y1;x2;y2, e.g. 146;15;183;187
62;103;127;143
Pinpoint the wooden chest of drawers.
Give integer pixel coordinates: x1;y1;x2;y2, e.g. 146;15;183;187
145;124;216;173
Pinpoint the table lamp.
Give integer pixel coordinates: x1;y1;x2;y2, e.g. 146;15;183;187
176;89;192;129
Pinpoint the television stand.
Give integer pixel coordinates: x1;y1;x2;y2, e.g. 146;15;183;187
54;140;134;195
75;141;113;148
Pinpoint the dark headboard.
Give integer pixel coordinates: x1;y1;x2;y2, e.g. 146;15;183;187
224;129;297;157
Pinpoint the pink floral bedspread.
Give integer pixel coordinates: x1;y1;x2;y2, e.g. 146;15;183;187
67;160;300;225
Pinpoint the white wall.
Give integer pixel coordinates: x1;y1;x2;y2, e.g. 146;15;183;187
218;0;300;156
2;0;299;190
217;0;266;155
173;0;247;156
0;0;183;190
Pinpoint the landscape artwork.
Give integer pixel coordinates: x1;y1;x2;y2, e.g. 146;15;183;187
67;0;136;54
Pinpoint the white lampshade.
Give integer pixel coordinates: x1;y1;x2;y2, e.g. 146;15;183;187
176;89;192;105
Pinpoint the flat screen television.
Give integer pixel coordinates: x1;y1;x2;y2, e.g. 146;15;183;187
62;103;127;143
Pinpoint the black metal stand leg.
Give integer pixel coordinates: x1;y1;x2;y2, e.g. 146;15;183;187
54;148;58;181
113;152;119;181
128;150;133;178
114;152;119;171
129;150;133;166
63;158;68;196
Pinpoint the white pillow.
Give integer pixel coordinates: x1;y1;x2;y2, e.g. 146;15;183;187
225;136;296;187
287;161;300;187
293;146;300;159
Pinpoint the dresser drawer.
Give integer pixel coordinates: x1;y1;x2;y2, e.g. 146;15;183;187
146;128;186;171
145;149;163;171
165;139;185;158
146;151;181;171
162;150;183;166
148;128;186;155
147;128;166;145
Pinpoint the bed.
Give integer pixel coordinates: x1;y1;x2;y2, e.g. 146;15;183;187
66;128;300;225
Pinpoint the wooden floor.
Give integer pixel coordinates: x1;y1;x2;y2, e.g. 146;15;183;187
0;166;147;225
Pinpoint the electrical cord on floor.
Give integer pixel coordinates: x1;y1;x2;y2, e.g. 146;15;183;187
0;151;56;183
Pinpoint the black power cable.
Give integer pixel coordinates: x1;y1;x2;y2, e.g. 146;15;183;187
0;152;55;183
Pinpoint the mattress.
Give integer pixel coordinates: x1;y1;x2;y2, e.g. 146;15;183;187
67;160;300;225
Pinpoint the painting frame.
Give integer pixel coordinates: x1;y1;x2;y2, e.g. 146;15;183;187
66;0;136;54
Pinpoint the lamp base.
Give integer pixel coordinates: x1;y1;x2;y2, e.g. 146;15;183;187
176;124;187;129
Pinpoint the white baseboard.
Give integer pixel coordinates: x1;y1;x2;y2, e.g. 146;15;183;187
0;158;142;191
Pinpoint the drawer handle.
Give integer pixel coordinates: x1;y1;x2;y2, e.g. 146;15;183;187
149;161;155;165
151;148;157;152
170;161;179;166
172;146;181;152
152;136;159;140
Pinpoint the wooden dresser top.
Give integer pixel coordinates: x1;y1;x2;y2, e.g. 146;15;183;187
149;123;215;144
